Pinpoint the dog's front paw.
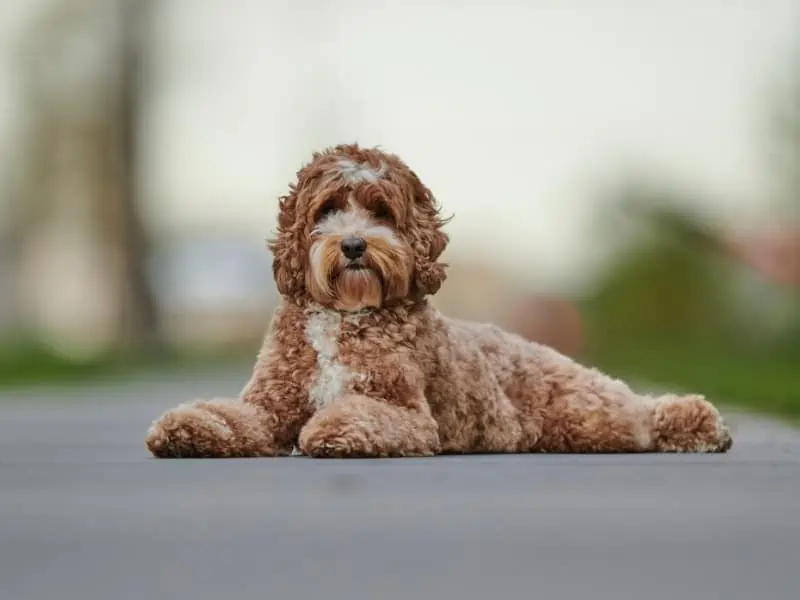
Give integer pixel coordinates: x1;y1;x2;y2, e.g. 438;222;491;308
297;396;439;459
300;437;366;459
146;401;234;458
297;417;377;458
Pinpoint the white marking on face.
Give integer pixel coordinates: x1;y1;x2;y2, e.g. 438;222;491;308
337;159;386;184
313;194;400;246
305;307;359;410
309;239;328;273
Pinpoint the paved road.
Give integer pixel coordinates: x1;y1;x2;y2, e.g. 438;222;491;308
1;368;799;600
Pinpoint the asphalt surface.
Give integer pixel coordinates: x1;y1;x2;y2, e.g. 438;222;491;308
1;368;799;600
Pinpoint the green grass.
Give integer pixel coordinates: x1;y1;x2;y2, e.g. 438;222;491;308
0;341;255;390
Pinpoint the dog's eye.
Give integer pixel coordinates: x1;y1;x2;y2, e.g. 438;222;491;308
373;202;393;222
315;201;337;222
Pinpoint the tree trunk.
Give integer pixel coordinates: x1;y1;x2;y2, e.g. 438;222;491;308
109;0;162;355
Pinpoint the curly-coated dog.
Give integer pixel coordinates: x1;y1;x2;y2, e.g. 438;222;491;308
146;143;733;458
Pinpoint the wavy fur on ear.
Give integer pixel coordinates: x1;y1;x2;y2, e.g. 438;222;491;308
268;185;304;298
408;173;451;297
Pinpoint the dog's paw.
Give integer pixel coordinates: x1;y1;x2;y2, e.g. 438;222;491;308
298;394;441;458
297;402;437;459
297;420;376;458
300;438;367;459
145;401;234;458
715;420;733;453
652;394;733;453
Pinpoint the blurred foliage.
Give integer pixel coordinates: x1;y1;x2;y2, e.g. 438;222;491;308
581;43;799;420
0;339;255;390
580;185;800;420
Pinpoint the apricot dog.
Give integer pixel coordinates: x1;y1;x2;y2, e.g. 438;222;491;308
146;143;732;458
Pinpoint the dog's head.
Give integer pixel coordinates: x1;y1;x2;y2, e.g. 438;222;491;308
268;143;450;311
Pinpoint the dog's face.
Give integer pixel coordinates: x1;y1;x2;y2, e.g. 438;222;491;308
269;144;450;311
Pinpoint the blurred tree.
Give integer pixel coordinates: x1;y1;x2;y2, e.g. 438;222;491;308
584;35;800;350
8;0;162;358
581;184;731;345
105;0;162;354
578;41;800;415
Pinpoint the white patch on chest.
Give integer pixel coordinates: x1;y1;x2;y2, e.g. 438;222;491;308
305;308;353;410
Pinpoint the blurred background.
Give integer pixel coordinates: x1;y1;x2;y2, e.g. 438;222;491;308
0;0;797;418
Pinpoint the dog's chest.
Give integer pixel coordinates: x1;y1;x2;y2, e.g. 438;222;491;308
304;309;365;410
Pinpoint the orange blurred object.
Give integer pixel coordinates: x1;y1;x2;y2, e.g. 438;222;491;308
507;296;584;358
724;227;800;287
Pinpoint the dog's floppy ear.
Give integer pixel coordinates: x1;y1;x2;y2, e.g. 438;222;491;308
410;176;451;297
268;185;305;298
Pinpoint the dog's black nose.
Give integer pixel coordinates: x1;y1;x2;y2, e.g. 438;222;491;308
341;237;367;260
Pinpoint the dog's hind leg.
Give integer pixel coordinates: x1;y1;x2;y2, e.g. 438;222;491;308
649;393;732;453
531;376;731;453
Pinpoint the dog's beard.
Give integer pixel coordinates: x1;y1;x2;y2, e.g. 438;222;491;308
333;268;383;312
307;237;411;312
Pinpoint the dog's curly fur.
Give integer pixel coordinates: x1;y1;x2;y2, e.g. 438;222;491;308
146;143;733;458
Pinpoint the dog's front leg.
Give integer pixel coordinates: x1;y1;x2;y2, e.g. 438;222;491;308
145;396;296;458
298;394;441;458
146;345;313;458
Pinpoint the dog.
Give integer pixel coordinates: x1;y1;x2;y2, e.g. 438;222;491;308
145;143;733;458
